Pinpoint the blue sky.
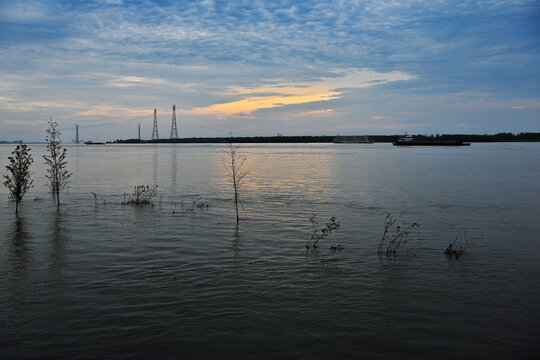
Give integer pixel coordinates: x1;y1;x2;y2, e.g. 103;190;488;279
0;0;539;141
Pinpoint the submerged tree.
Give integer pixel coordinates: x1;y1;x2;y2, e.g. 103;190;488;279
3;141;33;215
43;120;72;206
222;141;248;224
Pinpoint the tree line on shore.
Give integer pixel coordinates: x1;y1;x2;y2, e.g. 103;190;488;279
112;132;540;144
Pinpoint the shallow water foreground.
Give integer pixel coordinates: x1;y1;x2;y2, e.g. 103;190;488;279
1;143;539;359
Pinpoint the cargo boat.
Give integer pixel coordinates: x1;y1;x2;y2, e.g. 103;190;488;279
393;135;470;146
84;141;105;145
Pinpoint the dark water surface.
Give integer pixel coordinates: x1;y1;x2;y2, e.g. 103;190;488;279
1;143;539;359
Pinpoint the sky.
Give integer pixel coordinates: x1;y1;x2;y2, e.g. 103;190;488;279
0;0;539;142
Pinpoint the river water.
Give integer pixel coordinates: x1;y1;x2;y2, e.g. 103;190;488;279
1;142;539;359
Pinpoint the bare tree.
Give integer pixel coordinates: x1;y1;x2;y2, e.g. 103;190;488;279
3;141;33;215
43;120;72;206
222;141;248;223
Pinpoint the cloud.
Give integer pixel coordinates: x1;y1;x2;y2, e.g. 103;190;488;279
102;0;123;5
108;75;195;89
0;1;52;23
76;106;152;118
298;109;335;116
0;0;539;141
366;123;431;130
191;68;415;116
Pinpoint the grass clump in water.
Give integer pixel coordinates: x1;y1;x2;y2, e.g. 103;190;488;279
377;213;420;256
307;215;341;250
124;185;163;206
444;231;469;259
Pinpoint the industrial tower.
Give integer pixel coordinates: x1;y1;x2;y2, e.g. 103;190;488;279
151;109;159;140
170;105;178;139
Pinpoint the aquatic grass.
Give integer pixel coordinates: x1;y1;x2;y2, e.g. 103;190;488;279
171;198;209;214
444;231;469;259
124;185;164;206
307;214;341;250
378;213;420;256
91;192;108;206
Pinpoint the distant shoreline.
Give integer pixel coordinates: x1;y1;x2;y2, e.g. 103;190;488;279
2;132;539;144
112;132;540;144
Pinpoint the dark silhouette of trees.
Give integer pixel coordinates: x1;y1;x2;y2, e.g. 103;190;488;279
3;141;33;215
43;120;72;206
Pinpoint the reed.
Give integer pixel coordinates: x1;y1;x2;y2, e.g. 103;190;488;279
307;215;341;250
377;213;420;256
444;231;469;259
124;185;163;205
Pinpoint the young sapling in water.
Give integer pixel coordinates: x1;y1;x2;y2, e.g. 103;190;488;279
43;120;72;206
3;141;33;215
222;141;248;224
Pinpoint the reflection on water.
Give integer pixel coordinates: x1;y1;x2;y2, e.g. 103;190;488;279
73;145;80;182
153;144;159;185
171;145;178;187
236;146;338;201
232;224;240;259
7;217;31;273
49;210;67;269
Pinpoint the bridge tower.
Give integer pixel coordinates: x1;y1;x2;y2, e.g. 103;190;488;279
170;105;178;139
151;109;159;140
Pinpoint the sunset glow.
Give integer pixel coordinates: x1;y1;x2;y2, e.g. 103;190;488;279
0;0;537;141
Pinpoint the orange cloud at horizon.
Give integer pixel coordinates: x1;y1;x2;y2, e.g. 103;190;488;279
298;109;335;116
192;91;340;116
188;68;415;117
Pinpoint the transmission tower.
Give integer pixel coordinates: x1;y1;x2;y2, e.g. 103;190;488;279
170;105;178;139
151;109;159;140
75;124;79;144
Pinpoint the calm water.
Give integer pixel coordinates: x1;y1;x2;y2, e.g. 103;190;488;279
1;143;539;359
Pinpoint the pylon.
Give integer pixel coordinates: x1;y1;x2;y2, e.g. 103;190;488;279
152;109;159;140
170;105;178;139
